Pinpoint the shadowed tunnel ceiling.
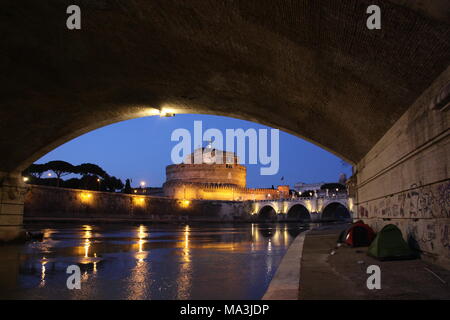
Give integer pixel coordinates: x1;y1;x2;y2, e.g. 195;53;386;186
1;0;449;172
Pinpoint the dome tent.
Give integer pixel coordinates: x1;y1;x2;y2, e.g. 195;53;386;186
368;224;416;261
338;220;375;247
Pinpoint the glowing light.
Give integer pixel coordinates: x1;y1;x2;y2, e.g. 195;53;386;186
133;197;146;207
97;178;101;182
284;225;289;246
180;200;190;208
348;198;354;212
136;225;147;262
184;225;190;249
80;192;93;203
23;177;29;182
83;226;92;258
134;189;138;193
273;228;281;246
147;108;161;115
140;181;146;187
47;173;52;177
84;239;90;257
160;107;176;117
176;224;192;299
40;258;47;287
252;223;259;242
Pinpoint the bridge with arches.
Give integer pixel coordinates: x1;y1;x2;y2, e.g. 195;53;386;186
251;196;352;222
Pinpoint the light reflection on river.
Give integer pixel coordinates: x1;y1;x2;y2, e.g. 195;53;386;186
0;223;307;300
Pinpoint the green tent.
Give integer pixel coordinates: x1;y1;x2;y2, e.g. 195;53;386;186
368;224;416;261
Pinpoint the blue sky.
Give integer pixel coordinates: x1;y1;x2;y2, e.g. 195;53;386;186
37;114;352;188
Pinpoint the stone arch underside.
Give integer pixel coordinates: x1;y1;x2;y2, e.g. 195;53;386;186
287;204;311;222
1;1;449;173
322;202;351;221
258;205;277;220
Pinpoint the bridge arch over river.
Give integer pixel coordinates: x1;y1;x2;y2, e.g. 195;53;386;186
256;202;312;222
252;197;350;222
286;204;311;222
0;1;449;267
321;202;352;222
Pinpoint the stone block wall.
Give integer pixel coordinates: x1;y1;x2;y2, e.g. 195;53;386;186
0;172;28;241
23;185;254;222
355;67;450;268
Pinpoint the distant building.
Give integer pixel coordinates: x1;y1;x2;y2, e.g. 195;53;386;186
163;146;288;201
294;182;325;194
294;174;348;197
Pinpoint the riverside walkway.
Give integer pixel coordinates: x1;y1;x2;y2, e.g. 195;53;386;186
264;224;450;300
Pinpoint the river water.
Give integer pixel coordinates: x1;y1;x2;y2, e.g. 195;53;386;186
0;223;307;300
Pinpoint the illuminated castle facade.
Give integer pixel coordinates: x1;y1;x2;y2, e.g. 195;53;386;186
163;147;288;201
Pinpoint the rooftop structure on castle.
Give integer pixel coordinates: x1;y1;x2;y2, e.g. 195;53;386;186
183;146;240;166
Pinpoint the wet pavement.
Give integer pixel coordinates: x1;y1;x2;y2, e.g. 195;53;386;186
0;223;307;300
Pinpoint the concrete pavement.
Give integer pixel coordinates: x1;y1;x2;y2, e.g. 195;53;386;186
299;226;450;300
263;223;450;300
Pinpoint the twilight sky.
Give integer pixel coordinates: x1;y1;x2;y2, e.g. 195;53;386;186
37;114;352;188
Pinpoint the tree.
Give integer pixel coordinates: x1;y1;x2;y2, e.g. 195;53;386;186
79;174;101;190
22;163;46;179
75;163;108;178
320;183;346;192
45;161;76;187
22;160;124;193
104;176;124;192
63;178;82;189
299;190;315;197
123;179;132;194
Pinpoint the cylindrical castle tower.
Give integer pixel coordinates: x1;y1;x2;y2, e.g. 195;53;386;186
165;163;246;187
163;147;247;198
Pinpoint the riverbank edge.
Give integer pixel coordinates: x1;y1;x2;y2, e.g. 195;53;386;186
262;231;309;300
24;217;338;224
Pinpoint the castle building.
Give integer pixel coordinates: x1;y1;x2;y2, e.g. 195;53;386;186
163;147;288;201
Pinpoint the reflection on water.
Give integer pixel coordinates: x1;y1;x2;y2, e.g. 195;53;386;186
0;223;306;300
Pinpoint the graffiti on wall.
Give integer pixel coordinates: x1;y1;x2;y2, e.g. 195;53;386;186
358;181;449;220
357;180;450;260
